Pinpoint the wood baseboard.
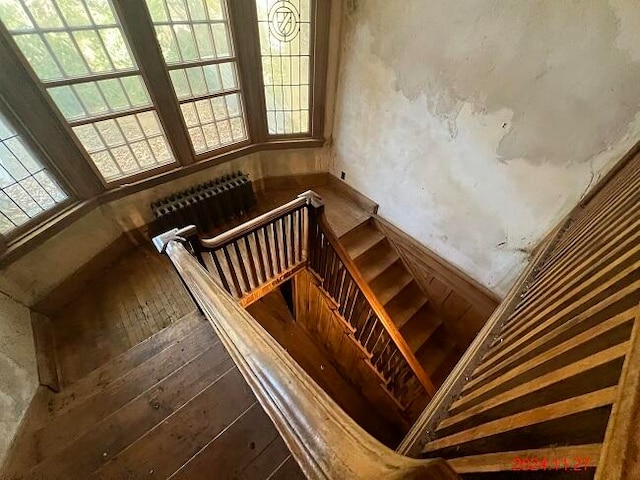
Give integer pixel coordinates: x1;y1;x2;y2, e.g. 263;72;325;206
326;174;378;214
31;311;61;392
256;172;329;192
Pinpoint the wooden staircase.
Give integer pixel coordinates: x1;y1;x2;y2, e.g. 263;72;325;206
1;312;302;480
341;220;463;389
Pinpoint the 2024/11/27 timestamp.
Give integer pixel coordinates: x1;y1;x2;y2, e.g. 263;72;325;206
512;457;591;471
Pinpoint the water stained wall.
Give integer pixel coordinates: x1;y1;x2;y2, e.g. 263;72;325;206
331;0;640;295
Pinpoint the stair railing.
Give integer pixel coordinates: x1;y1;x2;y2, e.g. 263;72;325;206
307;200;437;409
190;194;309;306
396;148;640;478
153;223;459;480
169;190;434;410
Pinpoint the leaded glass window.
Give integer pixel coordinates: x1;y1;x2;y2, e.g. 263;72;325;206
0;107;67;234
256;0;310;135
146;0;248;154
0;0;176;182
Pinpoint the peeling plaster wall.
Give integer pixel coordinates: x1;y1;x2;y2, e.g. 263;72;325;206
0;292;37;467
330;0;640;296
0;148;328;306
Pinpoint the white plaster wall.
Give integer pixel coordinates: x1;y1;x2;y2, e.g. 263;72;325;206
330;0;640;296
0;292;37;467
0;148;328;306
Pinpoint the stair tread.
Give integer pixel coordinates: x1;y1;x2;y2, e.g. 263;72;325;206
340;221;385;260
355;239;399;282
385;282;429;330
416;324;458;376
10;321;217;473
24;343;233;479
400;305;443;353
369;261;414;305
39;310;204;424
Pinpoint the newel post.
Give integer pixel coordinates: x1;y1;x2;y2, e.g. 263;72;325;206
298;190;324;269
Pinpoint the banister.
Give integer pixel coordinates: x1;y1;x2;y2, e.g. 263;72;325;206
200;190;317;249
396;222;565;456
312;208;437;398
154;229;459;480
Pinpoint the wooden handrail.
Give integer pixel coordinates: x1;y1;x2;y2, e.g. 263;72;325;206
154;230;459;480
200;191;315;249
396;223;564;455
314;208;437;397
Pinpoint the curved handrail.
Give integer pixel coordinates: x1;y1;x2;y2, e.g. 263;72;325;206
199;192;313;249
155;231;459;479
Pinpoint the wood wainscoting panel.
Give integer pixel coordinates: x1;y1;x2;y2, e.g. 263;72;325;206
374;216;500;349
292;268;416;432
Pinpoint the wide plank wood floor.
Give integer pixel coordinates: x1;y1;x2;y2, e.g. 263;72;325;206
51;244;197;386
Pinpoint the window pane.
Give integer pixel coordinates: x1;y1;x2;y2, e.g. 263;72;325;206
146;0;247;154
0;0;178;183
180;93;246;153
150;0;231;63
73;111;173;182
2;2;135;82
0;108;67;234
256;0;310;134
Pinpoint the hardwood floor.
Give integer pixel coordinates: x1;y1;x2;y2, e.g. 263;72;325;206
1;179;391;479
51;244;196;386
2;312;303;480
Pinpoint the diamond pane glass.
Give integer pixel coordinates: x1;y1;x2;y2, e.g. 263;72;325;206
0;108;67;234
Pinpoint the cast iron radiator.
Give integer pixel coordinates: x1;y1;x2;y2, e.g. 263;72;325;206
149;171;256;236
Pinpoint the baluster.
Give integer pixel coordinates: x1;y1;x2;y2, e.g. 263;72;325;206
358;310;376;344
272;220;282;274
297;207;303;262
320;232;330;277
233;240;251;293
385;349;401;379
374;337;393;370
333;266;348;305
323;247;336;293
243;235;259;289
252;230;267;283
338;278;354;318
364;320;384;353
211;249;231;294
312;221;322;271
352;297;370;334
289;210;295;265
280;216;290;269
343;284;360;327
263;225;275;279
222;244;242;297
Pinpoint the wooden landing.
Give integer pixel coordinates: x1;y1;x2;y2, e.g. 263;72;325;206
2;311;303;480
49;244;197;386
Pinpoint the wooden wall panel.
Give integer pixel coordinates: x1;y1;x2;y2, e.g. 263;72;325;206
374;216;499;349
293;269;416;432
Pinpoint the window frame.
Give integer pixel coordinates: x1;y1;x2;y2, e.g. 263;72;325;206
0;0;330;254
0;94;73;242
